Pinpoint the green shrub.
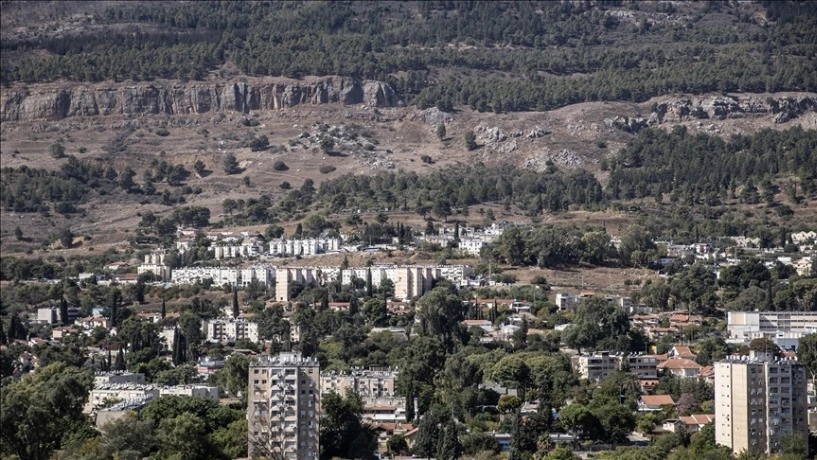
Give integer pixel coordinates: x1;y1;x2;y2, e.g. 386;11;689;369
319;165;336;174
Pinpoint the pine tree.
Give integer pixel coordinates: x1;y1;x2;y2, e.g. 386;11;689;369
232;288;240;318
59;297;69;325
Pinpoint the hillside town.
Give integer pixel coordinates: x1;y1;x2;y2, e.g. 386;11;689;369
2;2;817;460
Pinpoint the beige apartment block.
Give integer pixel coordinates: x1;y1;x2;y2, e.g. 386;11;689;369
248;352;320;460
715;351;809;456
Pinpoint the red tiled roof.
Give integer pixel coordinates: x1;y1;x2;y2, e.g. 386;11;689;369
671;346;697;359
658;358;702;370
680;414;715;425
640;395;675;406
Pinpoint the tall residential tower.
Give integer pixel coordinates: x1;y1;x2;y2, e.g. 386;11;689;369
248;352;320;460
715;351;808;455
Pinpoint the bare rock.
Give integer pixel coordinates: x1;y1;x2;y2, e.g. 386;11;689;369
420;107;453;125
0;77;402;121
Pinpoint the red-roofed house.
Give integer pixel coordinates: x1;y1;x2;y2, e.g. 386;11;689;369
669;345;697;360
698;366;715;385
658;358;702;378
662;414;715;433
462;319;493;333
639;394;675;412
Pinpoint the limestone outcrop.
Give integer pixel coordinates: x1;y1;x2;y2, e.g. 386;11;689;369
0;77;403;121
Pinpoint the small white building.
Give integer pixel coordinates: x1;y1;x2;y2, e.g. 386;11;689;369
159;385;219;400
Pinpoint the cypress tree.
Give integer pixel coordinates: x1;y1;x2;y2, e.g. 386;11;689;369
366;268;373;298
161;298;167;319
60;297;69;325
320;291;329;312
115;348;126;371
0;320;6;345
7;314;18;342
404;385;415;423
437;419;462;460
232;288;240;318
172;328;180;365
106;346;112;372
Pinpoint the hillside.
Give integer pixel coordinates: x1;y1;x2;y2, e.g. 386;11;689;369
1;0;816;256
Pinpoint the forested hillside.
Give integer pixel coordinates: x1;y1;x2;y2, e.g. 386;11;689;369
3;1;816;112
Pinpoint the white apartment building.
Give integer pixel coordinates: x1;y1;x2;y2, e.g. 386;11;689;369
213;242;265;260
172;265;275;287
94;372;146;386
715;351;809;456
269;238;342;257
274;264;472;302
625;354;659;379
554;293;581;312
572;353;620;382
87;384;161;412
137;251;171;280
202;318;260;344
320;368;398;401
727;312;817;344
239;265;275;287
36;307;59;324
159;385;219;400
248;352;320;460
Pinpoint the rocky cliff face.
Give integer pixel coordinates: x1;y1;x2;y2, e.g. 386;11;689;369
603;94;816;133
653;94;817;124
0;77;403;122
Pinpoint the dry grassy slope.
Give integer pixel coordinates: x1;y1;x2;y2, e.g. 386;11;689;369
1;87;815;257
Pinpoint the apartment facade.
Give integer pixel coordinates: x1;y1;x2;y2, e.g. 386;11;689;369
172;265;275;287
269;238;342;257
572;353;620;382
275;265;472;302
727;311;817;344
625;355;659;379
202;318;260;344
248;352;320;460
320;368;399;400
137;251;171;280
715;351;809;456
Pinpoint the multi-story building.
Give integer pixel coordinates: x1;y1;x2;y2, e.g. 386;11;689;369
274;265;471;302
320;368;398;400
624;355;659;379
137;251;171;280
172;265;275;287
715;351;809;456
94;371;146;386
87;384;161;412
159;385;219;400
727;311;817;345
457;238;488;256
202;318;259;344
269;238;343;257
572;353;620;382
248;352;320;460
